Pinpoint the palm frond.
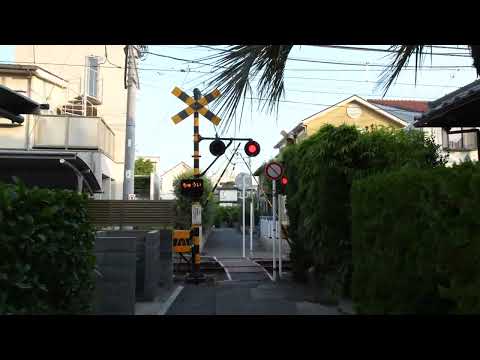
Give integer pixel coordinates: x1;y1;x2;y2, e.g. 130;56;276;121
201;45;292;131
376;45;429;96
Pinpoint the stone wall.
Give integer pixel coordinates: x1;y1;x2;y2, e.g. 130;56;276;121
94;236;137;315
94;229;173;314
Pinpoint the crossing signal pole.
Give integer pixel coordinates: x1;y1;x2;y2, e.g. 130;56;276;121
171;86;262;283
191;88;202;281
171;86;221;284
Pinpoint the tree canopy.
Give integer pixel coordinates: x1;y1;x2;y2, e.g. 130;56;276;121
199;45;480;131
135;157;154;175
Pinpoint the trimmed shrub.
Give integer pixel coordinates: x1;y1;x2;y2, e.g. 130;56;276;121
351;162;480;314
282;124;446;293
0;180;96;314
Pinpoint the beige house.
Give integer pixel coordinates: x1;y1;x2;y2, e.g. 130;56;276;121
0;45;130;198
274;95;408;151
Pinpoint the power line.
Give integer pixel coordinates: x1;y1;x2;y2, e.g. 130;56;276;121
195;44;472;58
140;50;227;69
141;49;475;71
317;45;471;57
138;78;452;100
286;88;435;100
281;75;460;88
287;56;473;68
1;58;473;75
247;97;431;114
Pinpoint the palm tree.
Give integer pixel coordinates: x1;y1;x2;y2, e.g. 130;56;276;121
201;45;480;131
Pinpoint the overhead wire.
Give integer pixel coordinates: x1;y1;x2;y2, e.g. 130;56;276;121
195;45;472;58
246;97;432;114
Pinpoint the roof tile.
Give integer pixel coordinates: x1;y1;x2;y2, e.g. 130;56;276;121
367;99;429;113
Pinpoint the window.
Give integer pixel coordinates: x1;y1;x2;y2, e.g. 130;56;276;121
86;56;99;98
442;127;478;151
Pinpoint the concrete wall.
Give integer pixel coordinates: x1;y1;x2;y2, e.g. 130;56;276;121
158;230;173;289
95;229;173;308
94;236;137;315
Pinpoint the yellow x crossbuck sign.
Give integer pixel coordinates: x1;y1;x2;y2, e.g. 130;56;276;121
171;87;221;125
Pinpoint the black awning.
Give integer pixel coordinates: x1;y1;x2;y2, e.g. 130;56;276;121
0;151;101;193
0;84;49;124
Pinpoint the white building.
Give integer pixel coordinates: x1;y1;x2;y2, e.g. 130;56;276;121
0;45;136;198
159;161;192;200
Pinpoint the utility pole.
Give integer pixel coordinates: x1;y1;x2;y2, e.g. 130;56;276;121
123;45;139;200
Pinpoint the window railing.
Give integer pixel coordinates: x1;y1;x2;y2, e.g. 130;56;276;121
33;115;115;159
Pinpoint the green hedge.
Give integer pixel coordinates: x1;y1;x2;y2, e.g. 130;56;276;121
282;124;446;294
0;180;96;314
351;162;480;314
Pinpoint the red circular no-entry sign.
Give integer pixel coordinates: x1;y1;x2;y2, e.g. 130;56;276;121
265;161;284;180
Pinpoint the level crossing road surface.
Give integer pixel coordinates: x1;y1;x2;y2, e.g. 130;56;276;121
165;228;343;315
202;227;273;259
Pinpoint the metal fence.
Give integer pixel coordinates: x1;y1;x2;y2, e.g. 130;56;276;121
87;200;176;228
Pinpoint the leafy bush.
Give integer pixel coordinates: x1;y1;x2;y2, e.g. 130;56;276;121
0;180;96;314
351;162;480;314
214;205;241;227
173;170;216;230
135;157;154;175
282;124;446;293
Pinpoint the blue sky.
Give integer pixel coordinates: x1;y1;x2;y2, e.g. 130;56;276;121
1;45;477;179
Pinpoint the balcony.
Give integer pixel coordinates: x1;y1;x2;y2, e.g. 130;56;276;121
33;115;115;159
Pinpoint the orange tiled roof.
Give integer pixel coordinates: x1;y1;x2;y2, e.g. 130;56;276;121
367;99;429;113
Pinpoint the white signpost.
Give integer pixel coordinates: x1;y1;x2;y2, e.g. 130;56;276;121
192;204;202;225
236;173;251;258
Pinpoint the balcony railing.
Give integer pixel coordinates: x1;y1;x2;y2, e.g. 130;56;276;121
33;115;115;159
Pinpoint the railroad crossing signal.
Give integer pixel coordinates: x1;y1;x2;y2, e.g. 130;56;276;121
171;87;221;125
244;140;260;157
180;178;204;199
170;86;222;284
279;175;288;195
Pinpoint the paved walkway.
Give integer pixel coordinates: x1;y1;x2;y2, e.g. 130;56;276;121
165;277;344;315
158;227;352;315
203;227;272;259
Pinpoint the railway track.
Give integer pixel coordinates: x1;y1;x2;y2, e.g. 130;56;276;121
173;256;291;280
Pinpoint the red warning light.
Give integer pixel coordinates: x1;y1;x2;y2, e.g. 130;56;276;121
281;176;288;186
244;140;260;157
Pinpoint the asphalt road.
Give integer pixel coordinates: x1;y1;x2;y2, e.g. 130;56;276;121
165;227;345;315
203;227;272;259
